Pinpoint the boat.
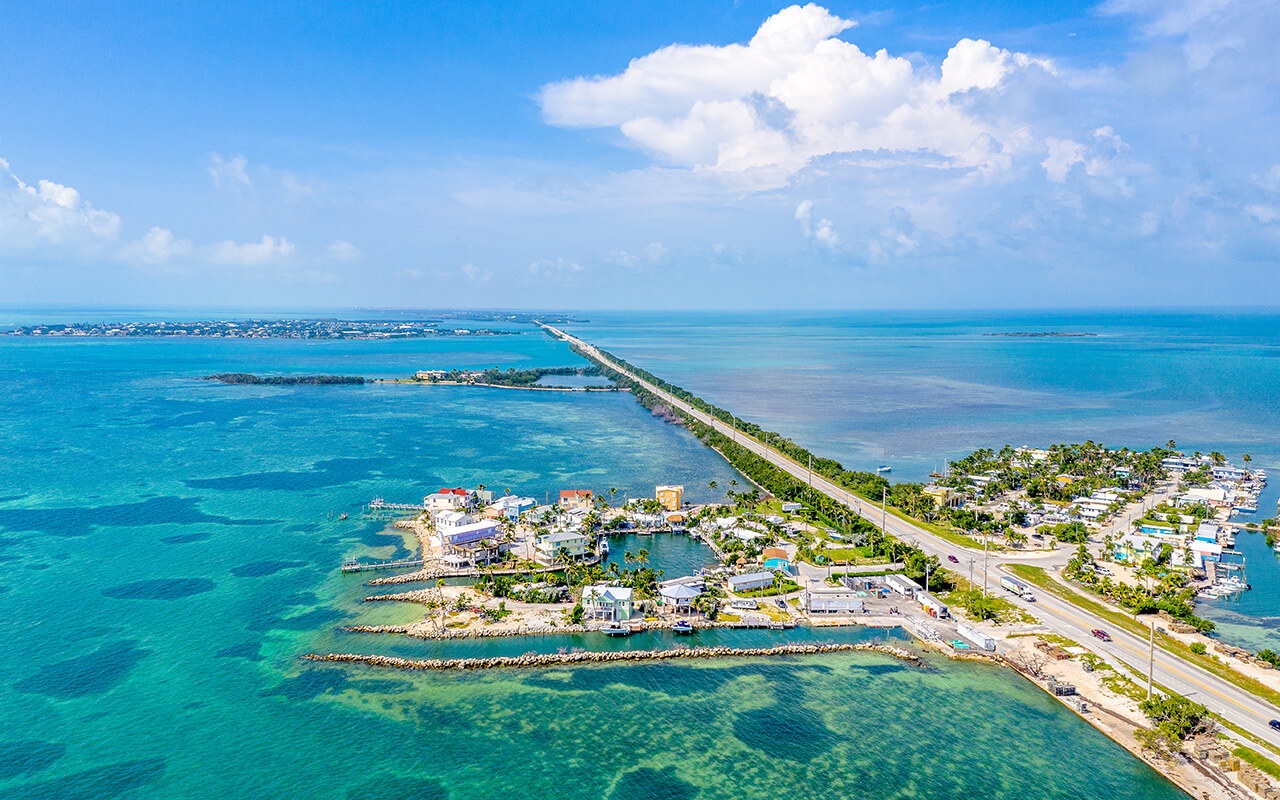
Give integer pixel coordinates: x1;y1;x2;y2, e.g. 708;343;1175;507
338;512;347;520
672;620;694;634
876;465;892;473
600;625;633;637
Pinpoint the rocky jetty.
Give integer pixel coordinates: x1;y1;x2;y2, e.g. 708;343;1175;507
304;642;918;671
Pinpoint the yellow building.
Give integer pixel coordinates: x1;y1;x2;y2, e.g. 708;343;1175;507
656;484;684;512
922;485;963;509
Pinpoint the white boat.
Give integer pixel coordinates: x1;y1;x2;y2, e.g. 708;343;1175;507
876;465;892;473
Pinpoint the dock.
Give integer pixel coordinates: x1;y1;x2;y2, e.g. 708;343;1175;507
341;557;426;574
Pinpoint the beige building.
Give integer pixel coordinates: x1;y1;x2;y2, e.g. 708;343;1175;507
656;484;684;512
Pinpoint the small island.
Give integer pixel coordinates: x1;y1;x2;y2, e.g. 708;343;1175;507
203;373;366;385
5;319;518;339
983;332;1098;337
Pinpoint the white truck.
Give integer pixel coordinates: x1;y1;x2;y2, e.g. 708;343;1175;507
1000;575;1036;602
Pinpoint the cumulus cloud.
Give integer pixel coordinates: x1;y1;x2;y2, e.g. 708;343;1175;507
209;235;294;266
609;242;668;268
528;256;584;278
460;262;492;282
1;158;121;244
120;226;193;264
328;240;362;261
795;199;840;250
539;4;1054;178
207;153;252;190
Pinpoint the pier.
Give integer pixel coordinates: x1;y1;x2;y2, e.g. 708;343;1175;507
366;497;426;512
341;557;426;574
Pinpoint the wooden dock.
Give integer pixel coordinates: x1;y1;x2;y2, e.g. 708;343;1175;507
367;497;426;512
341;557;426;574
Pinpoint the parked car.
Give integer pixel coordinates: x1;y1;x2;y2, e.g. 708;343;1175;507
1091;629;1112;642
947;555;959;563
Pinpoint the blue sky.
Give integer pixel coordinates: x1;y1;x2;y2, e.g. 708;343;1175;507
1;1;1276;309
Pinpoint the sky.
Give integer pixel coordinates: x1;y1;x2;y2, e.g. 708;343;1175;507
1;0;1278;310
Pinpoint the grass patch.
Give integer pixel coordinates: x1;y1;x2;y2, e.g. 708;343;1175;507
1235;746;1280;780
736;580;800;598
1007;565;1280;708
879;505;996;550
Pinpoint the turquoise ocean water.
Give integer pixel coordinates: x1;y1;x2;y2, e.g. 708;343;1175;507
0;314;1189;798
566;310;1280;652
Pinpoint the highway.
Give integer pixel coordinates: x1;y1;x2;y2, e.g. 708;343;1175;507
545;323;1280;751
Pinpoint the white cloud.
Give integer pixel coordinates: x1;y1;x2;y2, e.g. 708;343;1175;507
609;242;668;268
207;153;252;190
120;226;193;264
328;240;362;261
1;158;121;244
460;262;492;282
539;5;1055;178
1042;138;1087;182
209;235;294;266
795;199;840;250
1246;204;1280;224
528;256;584;278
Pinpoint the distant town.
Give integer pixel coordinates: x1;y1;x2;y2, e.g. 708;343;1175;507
4;319;518;339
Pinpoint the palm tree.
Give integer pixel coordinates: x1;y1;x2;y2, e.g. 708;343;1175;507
708;480;718;493
608;486;618;507
636;548;649;568
624;551;636;566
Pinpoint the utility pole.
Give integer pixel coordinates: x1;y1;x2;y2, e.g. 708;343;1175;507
881;486;888;543
968;558;976;588
982;534;989;598
1147;616;1155;699
808;453;813;488
925;562;933;594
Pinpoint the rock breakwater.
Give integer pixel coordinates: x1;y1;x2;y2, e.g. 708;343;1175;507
304;642;918;671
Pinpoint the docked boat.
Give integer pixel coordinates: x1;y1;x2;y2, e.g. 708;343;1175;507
672;620;694;634
338;512;348;520
601;625;633;637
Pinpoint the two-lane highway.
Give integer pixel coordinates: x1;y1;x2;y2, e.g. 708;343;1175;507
545;323;1280;751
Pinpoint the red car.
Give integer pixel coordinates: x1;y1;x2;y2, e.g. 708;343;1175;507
1091;629;1112;642
947;555;959;563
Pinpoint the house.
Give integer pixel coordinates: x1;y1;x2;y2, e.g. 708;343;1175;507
658;583;702;613
802;588;864;614
656;485;684;512
1211;465;1247;482
487;495;537;520
439;519;501;551
1177;487;1227;508
1195;522;1221;543
923;485;963;509
760;547;791;573
1139;522;1180;537
730;528;763;544
1075;503;1107;521
434;509;474;531
559;489;594;510
780;502;802;513
424;487;471;511
414;369;447;380
472;488;496;505
727;571;775;593
534;529;592;564
663;510;688;525
581;585;633;621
